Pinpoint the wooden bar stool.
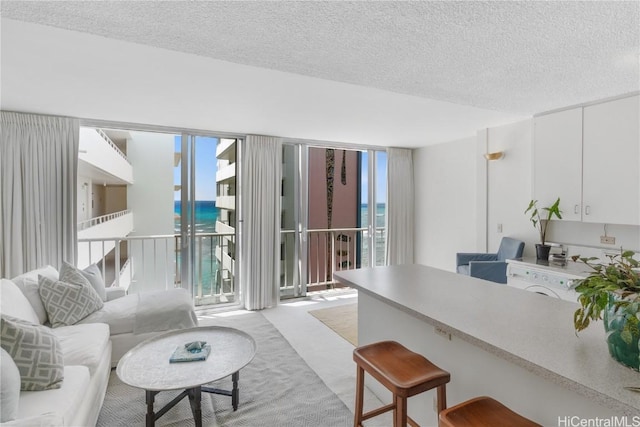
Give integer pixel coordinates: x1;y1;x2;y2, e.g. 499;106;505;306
439;396;542;427
353;340;450;427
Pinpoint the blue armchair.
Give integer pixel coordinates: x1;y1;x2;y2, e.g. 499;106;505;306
456;237;525;284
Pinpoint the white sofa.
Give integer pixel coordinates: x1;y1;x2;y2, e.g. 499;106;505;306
0;265;198;426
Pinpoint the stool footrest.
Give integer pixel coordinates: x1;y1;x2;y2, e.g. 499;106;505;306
361;403;394;420
361;403;419;426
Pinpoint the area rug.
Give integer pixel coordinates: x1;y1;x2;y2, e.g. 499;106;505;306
97;311;352;426
309;303;357;346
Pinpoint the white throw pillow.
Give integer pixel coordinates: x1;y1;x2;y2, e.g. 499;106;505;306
38;275;103;328
0;315;64;391
11;265;59;324
78;263;107;302
0;278;40;325
0;347;20;422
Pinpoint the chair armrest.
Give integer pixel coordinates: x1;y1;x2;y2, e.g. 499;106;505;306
456;252;498;266
469;261;508;284
105;286;127;301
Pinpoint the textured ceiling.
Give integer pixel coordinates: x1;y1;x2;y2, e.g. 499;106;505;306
2;1;639;115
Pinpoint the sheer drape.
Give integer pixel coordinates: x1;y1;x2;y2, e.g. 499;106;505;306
0;112;79;278
240;135;282;310
385;147;414;265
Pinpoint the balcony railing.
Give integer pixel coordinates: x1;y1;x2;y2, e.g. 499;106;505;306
78;209;132;231
78;227;385;306
280;227;386;292
95;128;131;164
77;232;235;306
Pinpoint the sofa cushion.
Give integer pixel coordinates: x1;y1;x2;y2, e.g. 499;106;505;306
11;265;59;324
52;323;110;375
17;365;89;425
76;292;138;335
0;315;64;391
0;348;20;422
77;289;198;335
39;275;103;328
77;263;107;302
1;278;40;325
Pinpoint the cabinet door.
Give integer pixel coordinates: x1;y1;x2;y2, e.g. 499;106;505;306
583;95;640;225
533;108;583;221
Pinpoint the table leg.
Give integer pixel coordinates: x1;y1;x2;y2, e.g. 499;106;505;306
232;371;239;411
188;387;202;427
145;390;156;427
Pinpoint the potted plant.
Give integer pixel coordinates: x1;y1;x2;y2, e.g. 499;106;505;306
572;250;640;371
524;197;562;260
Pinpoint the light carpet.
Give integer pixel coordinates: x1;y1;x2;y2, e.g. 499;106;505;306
97;311;352;426
308;303;357;346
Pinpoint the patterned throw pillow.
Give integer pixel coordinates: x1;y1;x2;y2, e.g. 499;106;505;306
0;315;64;391
38;273;104;328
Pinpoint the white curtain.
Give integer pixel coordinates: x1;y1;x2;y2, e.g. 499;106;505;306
385;147;414;265
240;135;282;310
0;112;79;278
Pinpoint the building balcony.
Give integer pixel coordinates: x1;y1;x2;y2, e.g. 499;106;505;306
79;128;133;184
215;195;235;211
215;220;235;235
216;138;236;161
77;210;134;268
216;163;236;183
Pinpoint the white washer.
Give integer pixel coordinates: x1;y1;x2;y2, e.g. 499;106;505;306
506;262;582;303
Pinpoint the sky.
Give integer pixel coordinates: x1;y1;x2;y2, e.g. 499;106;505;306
361;151;387;204
174;136;218;201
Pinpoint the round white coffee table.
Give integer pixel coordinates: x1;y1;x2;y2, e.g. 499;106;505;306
116;326;256;427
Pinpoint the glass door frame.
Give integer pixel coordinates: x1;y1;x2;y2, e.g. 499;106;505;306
281;142;387;299
281;142;308;298
178;133;242;307
179;134;195;291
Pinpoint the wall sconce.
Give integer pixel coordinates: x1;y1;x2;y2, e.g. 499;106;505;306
484;151;505;161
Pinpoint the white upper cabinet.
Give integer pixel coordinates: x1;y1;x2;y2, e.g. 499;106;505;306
533;108;583;221
533;94;639;226
582;95;639;225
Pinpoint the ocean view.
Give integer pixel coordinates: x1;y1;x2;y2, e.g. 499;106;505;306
174;201;385;233
174;200;218;234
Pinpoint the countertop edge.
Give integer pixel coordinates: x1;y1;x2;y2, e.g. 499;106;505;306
336;268;638;416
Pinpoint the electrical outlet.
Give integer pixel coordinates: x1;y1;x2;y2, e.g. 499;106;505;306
600;236;616;245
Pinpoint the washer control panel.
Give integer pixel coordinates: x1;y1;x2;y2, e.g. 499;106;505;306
507;264;581;291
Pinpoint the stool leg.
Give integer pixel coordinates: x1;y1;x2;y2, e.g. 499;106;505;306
394;395;407;427
437;384;447;413
354;366;365;427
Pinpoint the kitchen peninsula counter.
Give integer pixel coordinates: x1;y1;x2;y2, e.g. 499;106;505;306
334;264;640;425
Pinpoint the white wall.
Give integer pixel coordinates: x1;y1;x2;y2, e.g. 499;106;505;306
414;119;542;271
486;119;539;257
414;115;640;269
127;131;176;292
414;137;478;271
127;132;175;236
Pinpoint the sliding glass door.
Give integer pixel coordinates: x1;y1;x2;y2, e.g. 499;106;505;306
280;144;387;299
176;135;239;306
